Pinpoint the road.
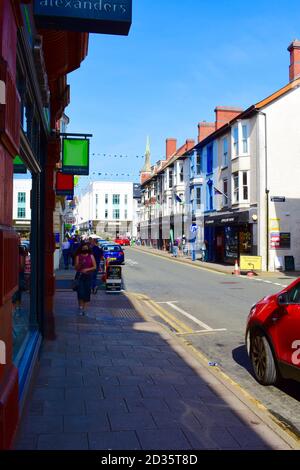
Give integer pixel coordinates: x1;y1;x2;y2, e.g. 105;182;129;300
122;247;300;434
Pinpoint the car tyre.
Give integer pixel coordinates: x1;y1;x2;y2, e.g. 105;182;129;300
250;331;278;385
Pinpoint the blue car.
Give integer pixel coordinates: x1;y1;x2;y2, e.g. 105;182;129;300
102;244;124;265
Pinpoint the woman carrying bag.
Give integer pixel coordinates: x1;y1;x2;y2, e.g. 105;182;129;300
74;243;96;316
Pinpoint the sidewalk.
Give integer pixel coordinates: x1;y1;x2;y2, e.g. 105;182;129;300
133;245;300;281
14;288;297;450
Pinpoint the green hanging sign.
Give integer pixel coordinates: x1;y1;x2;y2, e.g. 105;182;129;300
62;138;89;175
13;155;27;174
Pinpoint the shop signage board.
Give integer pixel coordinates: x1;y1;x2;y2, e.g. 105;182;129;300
56;172;74;196
62;139;89;175
270;232;291;249
240;256;262;271
271;196;286;202
13;155;27;174
33;0;132;36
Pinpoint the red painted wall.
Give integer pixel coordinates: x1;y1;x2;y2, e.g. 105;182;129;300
0;0;20;450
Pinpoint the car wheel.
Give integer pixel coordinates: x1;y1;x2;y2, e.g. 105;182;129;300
250;331;278;385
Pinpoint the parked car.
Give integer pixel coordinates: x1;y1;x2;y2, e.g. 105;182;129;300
114;237;130;246
246;278;300;385
102;244;124;265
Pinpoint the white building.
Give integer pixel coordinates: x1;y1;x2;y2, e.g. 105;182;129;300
189;40;300;271
13;179;32;234
77;181;134;238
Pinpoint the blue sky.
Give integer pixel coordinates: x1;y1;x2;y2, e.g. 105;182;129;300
66;0;300;190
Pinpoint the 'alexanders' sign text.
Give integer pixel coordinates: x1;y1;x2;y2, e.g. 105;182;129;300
33;0;132;35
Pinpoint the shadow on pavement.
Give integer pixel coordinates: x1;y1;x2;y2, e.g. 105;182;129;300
14;291;292;450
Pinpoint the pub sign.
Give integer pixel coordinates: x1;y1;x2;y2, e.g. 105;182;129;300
33;0;132;35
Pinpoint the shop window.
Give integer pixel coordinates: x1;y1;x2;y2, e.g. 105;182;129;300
13;172;33;361
225;226;239;260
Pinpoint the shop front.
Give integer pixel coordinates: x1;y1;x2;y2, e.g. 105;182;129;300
204;211;256;264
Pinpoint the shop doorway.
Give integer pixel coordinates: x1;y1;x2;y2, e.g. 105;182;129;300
215;228;225;262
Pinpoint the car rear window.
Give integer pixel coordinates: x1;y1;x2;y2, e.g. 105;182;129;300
104;245;122;252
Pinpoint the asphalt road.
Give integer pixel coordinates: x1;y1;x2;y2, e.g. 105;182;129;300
122;247;300;434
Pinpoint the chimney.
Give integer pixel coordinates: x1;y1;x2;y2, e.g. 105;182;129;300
185;139;195;152
215;106;243;130
198;122;216;142
140;171;151;185
166;138;177;160
288;40;300;82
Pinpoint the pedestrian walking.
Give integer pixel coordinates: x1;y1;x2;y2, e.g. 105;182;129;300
62;237;71;269
201;240;208;262
172;238;179;257
74;243;96;316
89;237;103;294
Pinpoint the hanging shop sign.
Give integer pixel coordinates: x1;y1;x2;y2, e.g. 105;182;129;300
13;155;27;174
33;0;132;36
62;138;89;175
56;172;74;196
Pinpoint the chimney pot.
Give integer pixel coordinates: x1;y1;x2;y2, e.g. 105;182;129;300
288;40;300;82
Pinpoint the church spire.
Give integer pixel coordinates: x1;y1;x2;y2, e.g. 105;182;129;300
142;136;151;173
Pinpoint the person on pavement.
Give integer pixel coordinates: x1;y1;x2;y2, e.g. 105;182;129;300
74;243;96;316
89;237;103;294
62;237;71;269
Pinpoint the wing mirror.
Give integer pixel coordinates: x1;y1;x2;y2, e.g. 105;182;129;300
277;293;289;306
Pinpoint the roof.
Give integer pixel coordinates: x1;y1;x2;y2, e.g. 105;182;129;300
195;76;300;150
141;142;193;187
141;77;300;187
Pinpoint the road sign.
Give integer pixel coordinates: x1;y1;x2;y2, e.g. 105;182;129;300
190;224;198;233
271;196;286;202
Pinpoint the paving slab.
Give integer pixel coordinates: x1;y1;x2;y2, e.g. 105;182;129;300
14;289;298;451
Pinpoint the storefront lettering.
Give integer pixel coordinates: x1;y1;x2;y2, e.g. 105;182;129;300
38;1;128;14
221;218;235;224
0;340;6;365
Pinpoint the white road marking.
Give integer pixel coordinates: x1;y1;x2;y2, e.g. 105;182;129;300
126;259;139;266
162;301;227;332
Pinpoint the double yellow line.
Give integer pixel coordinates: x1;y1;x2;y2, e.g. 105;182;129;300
142;297;193;335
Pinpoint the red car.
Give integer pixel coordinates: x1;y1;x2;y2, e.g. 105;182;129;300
246;278;300;385
114;237;130;246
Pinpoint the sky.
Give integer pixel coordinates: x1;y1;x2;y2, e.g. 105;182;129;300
66;0;300;192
